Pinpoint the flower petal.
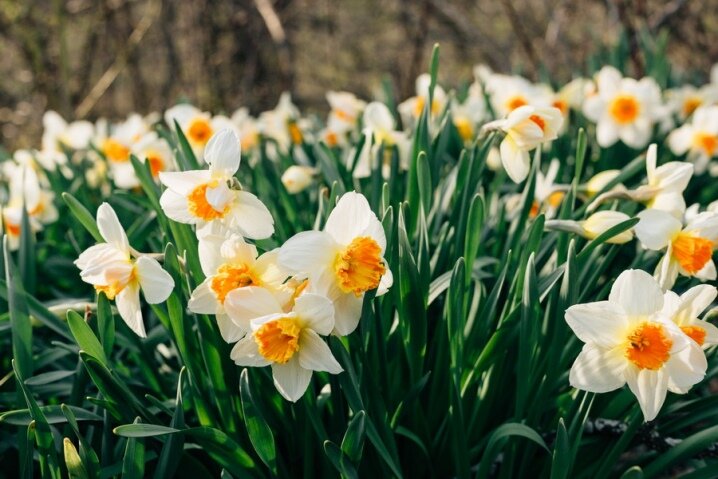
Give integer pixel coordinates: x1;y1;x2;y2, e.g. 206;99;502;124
609;269;664;317
298;329;343;374
224;286;283;331
115;282;145;338
294;293;335;336
96;203;129;252
136;256;174;304
569;344;626;393
635;209;682;250
625;366;669;422
272;358;312;402
204;129;240;175
231;336;270;367
230;191;275;240
565;301;627;348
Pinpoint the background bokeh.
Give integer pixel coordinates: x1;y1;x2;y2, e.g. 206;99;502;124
1;0;717;150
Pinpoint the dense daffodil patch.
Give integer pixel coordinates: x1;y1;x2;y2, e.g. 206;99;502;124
3;46;718;477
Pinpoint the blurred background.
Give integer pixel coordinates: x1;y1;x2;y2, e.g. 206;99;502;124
1;0;717;150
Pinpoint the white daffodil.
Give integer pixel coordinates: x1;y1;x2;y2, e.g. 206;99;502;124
397;73;447;131
353;102;410;179
662;285;718;349
583;66;662;148
281;165;317;194
231;108;261;156
74;203;174;337
227;288;343;402
584;169;621;198
635;209;718;290
545;210;634;244
130;132;175;183
565;269;706;421
588;145;692;218
668;105;718;174
38;111;94;172
159;129;274;240
484;73;551;118
665;85;718;121
188;233;291;343
258;92;303;152
484;105;563;183
165;104;236;157
327;91;366;135
278;191;392;336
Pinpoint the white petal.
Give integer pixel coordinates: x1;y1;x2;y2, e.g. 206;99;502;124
272;358;313;402
666;342;707;394
625;366;668;422
500;136;530;183
678;285;717;320
159;190;195;224
635;209;682;250
654;248;680;291
197;234;227;277
115;282;145;338
231;336;270;367
377;266;393;296
596;120;619;148
324;191;381;247
216;313;247;343
278;231;338;275
224;286;283;331
159;170;210;195
565;301;627;348
205;182;233;212
136;256;174;303
96;203;129;252
229;191;275;240
609;269;664;317
298;329;343;374
204;129;241;175
668;126;693;155
332;291;363;336
569;344;626;393
188;280;220;314
294;293;335;335
695;260;717;281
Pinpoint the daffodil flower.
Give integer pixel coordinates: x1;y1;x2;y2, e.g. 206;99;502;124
159;129;274;240
75;203;174;337
165;104;237;157
278;191;393;335
397;73;447;131
188;233;291;343
668;105;718;174
582;66;662;148
588;144;693;218
565;269;706;421
635;209;718;290
227;287;343;402
326;91;366;135
545;210;634;244
281;165;317;194
353;102;410;179
484;105;563;183
662;285;718;349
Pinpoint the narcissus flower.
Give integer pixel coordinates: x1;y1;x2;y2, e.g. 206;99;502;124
39;111;94;172
662;285;718;349
159;129;274;239
397;73;447;130
188;233;291;342
278;191;392;335
545;210;634;244
583;66;662;148
165;104;236;157
228;288;342;402
327;91;366;135
353;102;410;179
484;105;563;183
565;269;706;421
451;81;487;144
668;105;718;174
635;208;718;290
281;165;317;194
74;203;174;337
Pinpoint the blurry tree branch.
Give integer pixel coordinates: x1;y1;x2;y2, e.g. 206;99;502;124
499;0;539;77
74;0;161;118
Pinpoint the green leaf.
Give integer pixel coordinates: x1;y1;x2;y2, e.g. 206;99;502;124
62;192;103;242
122;418;146;479
64;438;89;479
5;239;33;383
620;466;644;479
239;369;277;473
67;310;109;366
0;405;102;425
341;411;366;463
154;368;186;479
476;423;549;479
324;440;359;479
642;424;718;478
114;424;181;438
550;418;570;479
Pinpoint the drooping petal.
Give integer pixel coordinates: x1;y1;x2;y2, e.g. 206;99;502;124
565;301;626;348
665;342;707;394
271;359;313;402
331;291;364;336
188;279;220;314
625;366;669;422
216;313;248;344
499;136;530;183
569;344;626;393
298;329;343;374
115;282;145;338
230;191;275;240
609;269;664;317
136;256;174;304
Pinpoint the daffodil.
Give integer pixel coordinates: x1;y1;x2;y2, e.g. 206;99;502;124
484;105;563;183
327;91;366;135
278;191;392;335
566;269;706;421
165;104;236;157
159;129;274;239
545;210;634;244
227;287;342;402
74;203;174;337
353;102;410;179
662;285;718;349
451;81;487;144
258;92;304;152
582;66;662;148
483;73;551;117
281;165;317;194
188;233;291;342
665;85;717;121
39;111;94;172
397;73;447;131
635;208;718;290
668;105;718;174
